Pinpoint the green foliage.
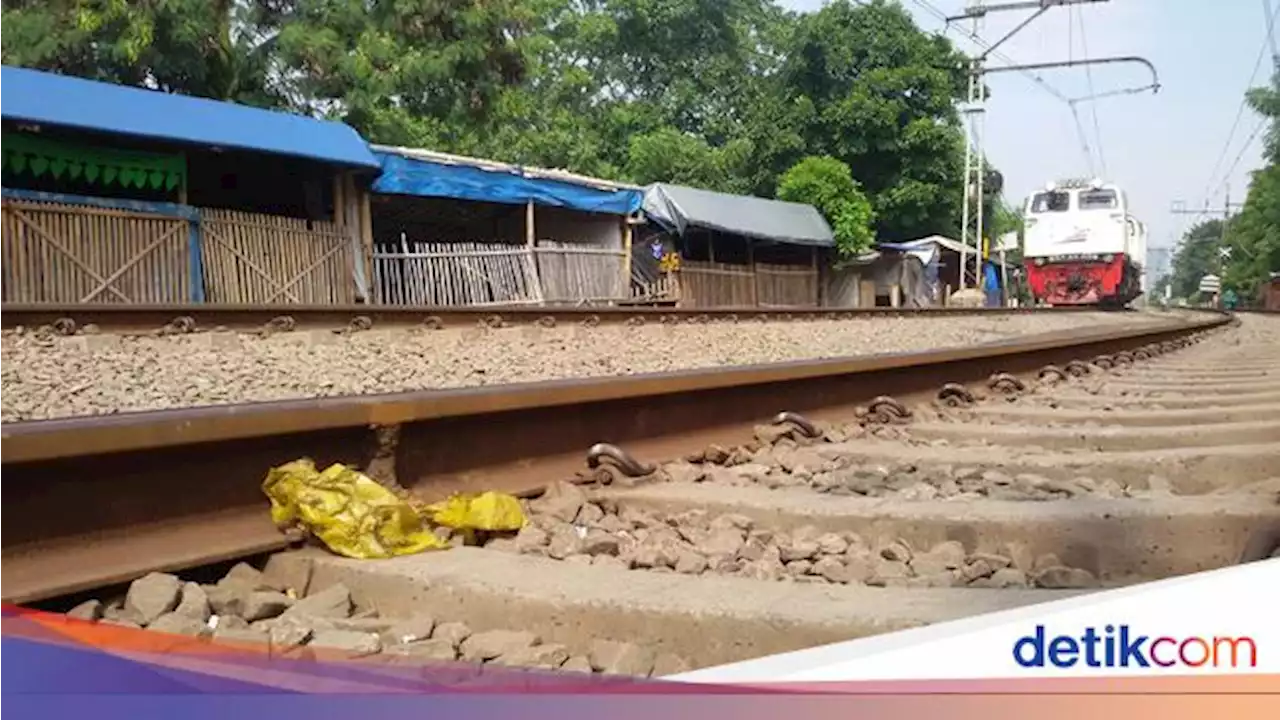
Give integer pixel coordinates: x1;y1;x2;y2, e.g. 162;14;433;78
755;0;968;240
1223;164;1280;298
1;0;983;252
1221;71;1280;299
623;127;755;194
2;0;279;106
777;156;875;257
260;0;534;148
989;200;1024;251
1151;274;1171;302
1169;219;1225;300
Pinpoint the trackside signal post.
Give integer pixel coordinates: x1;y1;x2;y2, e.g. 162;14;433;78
950;0;1158;289
1169;190;1244;308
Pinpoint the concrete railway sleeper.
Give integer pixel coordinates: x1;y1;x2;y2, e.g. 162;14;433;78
9;309;1280;679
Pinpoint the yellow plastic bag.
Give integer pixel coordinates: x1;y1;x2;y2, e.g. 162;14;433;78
421;491;527;547
423;492;527;532
262;458;527;560
262;458;448;559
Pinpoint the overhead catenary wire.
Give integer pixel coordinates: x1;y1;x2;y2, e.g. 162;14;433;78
1065;6;1096;175
1074;5;1108;178
1216;116;1268;201
911;0;1103;175
909;0;1073;102
909;0;1087;288
1062;5;1097;177
1200;0;1278;206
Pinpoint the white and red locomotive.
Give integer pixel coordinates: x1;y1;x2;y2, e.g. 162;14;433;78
1022;178;1147;307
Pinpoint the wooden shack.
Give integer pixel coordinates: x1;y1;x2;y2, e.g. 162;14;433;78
1265;273;1280;311
638;183;834;308
0;65;382;305
366;146;645;307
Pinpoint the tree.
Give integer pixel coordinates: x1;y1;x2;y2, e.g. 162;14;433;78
756;0;968;241
1222;71;1280;299
0;0;987;259
1;0;280;106
258;0;534;147
1223;164;1280;299
1151;274;1171;302
623;127;754;194
1169;219;1224;300
777;156;875;257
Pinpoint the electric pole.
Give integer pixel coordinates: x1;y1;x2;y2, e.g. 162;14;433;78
949;0;1158;290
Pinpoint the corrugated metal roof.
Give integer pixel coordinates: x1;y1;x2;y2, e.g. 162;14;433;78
642;183;835;248
0;65;381;170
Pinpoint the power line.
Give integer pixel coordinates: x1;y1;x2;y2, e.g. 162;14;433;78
1064;5;1094;174
1216;116;1269;200
909;0;1073;102
911;0;1102;175
1074;5;1107;178
1061;4;1097;175
1200;0;1278;204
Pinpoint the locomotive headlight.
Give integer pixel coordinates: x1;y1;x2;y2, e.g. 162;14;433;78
1101;254;1114;263
1034;257;1046;267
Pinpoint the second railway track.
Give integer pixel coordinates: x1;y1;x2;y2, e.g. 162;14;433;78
0;302;1134;335
4;309;1278;678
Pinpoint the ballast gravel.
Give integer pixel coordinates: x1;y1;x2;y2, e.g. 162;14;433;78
2;311;1171;422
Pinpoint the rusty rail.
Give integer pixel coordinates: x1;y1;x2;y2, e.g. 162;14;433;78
1;302;1128;334
0;310;1229;604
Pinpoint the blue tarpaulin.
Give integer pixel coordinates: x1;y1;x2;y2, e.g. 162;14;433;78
372;149;643;216
984;262;1003;307
1;65;381;170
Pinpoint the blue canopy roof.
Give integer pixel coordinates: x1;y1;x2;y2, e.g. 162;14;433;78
0;65;381;170
372;147;644;216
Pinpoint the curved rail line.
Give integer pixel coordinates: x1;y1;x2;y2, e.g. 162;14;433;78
0;309;1228;604
1;302;1131;334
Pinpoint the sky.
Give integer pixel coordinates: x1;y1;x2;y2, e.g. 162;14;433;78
781;0;1276;277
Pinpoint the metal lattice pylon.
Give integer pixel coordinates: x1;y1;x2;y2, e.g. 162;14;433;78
959;60;987;291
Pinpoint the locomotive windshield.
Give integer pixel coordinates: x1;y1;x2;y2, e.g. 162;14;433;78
1030;191;1071;213
1079;189;1119;210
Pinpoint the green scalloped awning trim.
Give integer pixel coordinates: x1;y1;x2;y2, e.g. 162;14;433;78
2;132;186;193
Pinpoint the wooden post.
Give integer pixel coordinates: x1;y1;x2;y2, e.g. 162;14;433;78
358;183;375;303
525;200;542;304
178;152;189;205
811;246;819;307
747;239;758;307
621;216;633;300
333;173;345;227
525;200;535;248
859;276;876;308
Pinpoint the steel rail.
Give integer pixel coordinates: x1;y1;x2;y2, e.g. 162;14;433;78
0;303;1124;334
0;310;1229;605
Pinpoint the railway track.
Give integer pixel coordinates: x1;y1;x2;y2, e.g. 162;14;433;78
1;302;1128;335
5;308;1277;677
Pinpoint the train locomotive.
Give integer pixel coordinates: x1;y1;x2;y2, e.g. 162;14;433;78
1022;178;1147;307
